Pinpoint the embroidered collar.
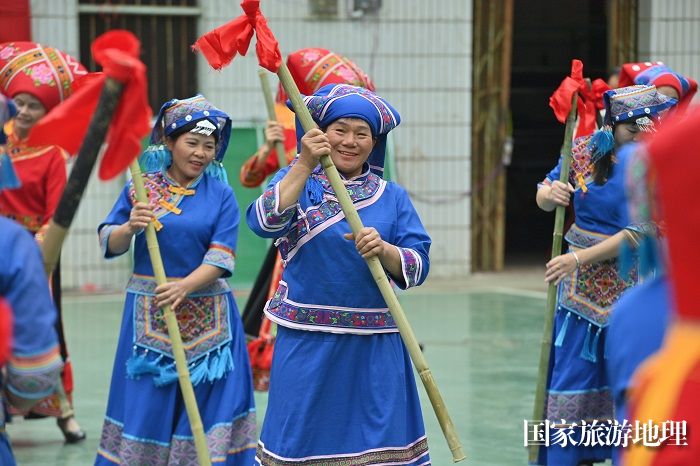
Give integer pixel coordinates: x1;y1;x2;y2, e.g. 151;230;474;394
3;120;56;161
315;166;380;201
162;167;204;190
570;135;618;193
130;170;199;231
339;163;371;183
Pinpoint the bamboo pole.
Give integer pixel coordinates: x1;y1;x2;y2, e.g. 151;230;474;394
128;159;211;466
528;94;578;463
277;62;466;463
258;69;288;169
41;78;124;274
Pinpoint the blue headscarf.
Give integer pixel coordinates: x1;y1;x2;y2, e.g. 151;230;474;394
139;95;232;182
588;85;677;165
289;84;401;178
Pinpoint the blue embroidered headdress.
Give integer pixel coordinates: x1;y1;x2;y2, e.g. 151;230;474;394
289;84;401;178
588;85;677;165
139;95;232;183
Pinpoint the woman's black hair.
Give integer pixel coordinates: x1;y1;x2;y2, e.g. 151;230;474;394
168;119;220;143
592;152;614;185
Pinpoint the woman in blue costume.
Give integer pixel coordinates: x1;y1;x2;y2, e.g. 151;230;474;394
96;95;256;465
247;84;432;466
0;156;63;466
534;85;676;466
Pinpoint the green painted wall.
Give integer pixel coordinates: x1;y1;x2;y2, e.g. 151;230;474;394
221;127;269;287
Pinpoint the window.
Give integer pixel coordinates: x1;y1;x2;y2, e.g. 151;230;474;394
78;0;199;112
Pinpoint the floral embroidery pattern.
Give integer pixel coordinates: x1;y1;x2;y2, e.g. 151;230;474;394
256;185;295;232
98;411;257;466
276;172;383;261
564;224;610;249
0;45;17;60
265;282;397;334
27;63;55;86
547;389;613;422
203;243;236;274
559;227;638;327
128;276;232;361
256;436;429;466
397;247;421;288
128;172;193;226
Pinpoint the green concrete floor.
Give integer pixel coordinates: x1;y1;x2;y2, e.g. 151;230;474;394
9;287;551;466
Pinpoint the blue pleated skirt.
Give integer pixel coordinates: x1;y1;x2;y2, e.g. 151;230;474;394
535;306;613;466
256;326;431;465
95;291;257;466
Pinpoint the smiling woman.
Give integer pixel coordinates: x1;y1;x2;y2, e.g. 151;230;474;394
324;117;377;178
95;95;257;465
165;126;217;185
247;84;433;465
0;40;88;444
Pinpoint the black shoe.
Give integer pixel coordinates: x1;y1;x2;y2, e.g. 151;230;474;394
57;416;87;444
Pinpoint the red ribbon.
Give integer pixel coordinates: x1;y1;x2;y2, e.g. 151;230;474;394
27;30;152;180
549;59;610;138
192;0;282;72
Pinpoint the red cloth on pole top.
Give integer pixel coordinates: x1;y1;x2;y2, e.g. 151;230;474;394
192;0;282;72
26;30;152;180
549;59;608;138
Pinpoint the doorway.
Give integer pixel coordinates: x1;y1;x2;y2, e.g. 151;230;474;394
505;0;610;265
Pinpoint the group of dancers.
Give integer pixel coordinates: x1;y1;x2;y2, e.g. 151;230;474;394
0;29;699;466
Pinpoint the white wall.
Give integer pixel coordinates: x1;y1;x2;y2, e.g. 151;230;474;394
638;0;700;104
199;0;473;278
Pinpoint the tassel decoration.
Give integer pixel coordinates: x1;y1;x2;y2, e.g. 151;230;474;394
587;127;615;164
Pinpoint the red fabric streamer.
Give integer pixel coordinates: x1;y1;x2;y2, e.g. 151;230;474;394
0;297;12;367
192;0;282;72
27;30;152;180
549;59;608;138
647;108;700;320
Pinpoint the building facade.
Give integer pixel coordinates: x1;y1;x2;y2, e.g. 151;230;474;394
16;0;700;289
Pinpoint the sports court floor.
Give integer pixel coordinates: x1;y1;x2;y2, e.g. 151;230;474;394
9;270;574;466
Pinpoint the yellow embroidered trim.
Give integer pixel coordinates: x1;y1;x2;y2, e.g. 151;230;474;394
152;218;163;231
168;186;195;196
576;172;588;193
158;199;182;215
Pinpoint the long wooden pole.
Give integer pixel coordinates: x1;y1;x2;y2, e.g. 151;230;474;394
277;62;466;463
528;94;578;463
258;69;288;169
129;160;211;466
38;77;123;434
41;78;123;274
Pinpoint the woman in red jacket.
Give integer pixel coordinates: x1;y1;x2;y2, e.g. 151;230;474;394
0;40;87;443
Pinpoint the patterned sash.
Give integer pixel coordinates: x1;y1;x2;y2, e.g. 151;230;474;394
127;275;232;363
558;225;638;327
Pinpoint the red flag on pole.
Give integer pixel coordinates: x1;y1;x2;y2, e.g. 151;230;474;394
27;30;152;180
192;0;282;72
549;59;610;137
